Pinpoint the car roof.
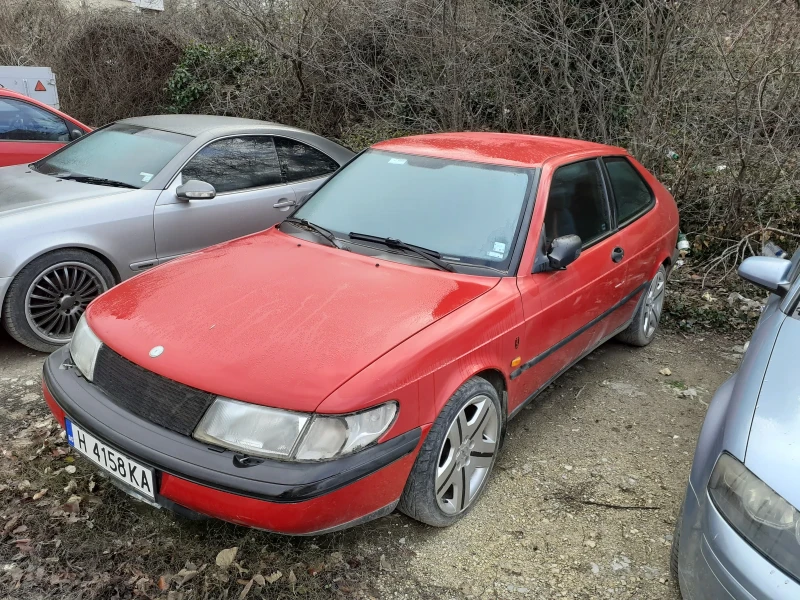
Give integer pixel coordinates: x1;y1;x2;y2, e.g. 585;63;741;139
116;114;307;137
0;88;32;101
372;132;625;168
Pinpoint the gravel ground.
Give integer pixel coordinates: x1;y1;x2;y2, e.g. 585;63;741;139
0;324;741;599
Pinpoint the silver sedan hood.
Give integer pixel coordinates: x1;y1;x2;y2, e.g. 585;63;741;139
745;315;800;509
0;165;128;215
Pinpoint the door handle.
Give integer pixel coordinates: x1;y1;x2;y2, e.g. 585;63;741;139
273;198;297;209
611;247;625;263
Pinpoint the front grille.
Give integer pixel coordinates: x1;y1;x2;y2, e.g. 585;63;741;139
93;345;216;436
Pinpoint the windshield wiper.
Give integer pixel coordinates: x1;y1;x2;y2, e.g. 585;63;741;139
282;217;344;249
57;174;138;189
348;232;455;272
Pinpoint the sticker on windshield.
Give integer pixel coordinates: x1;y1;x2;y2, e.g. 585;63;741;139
493;242;507;254
487;251;504;259
140;172;154;183
388;158;407;165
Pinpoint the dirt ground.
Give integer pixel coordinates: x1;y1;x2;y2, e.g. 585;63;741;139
0;319;744;599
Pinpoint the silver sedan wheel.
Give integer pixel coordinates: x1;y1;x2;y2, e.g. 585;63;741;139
642;269;666;339
24;262;108;343
436;394;499;515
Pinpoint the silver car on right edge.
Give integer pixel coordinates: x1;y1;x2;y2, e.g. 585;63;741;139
673;248;800;599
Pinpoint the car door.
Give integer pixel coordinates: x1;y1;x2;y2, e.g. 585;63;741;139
273;135;342;207
153;135;295;262
0;97;70;166
512;158;630;406
601;156;659;318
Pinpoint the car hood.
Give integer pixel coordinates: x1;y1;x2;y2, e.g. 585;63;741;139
0;165;128;215
745;315;800;508
86;228;499;412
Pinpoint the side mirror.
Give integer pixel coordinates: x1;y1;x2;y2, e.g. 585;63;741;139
548;235;582;270
69;128;84;141
738;256;791;297
176;179;216;201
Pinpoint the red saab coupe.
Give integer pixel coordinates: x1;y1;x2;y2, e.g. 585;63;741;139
42;133;679;534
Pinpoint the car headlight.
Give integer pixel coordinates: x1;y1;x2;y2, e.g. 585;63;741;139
70;315;102;382
709;453;800;580
193;398;397;461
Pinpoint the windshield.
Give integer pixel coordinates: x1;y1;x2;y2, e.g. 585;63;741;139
294;150;533;271
34;123;192;189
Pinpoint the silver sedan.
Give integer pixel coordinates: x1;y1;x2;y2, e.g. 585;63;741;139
0;115;354;351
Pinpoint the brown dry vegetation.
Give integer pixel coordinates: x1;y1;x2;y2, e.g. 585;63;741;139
0;0;797;259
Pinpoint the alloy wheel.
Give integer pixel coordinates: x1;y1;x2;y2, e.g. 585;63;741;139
435;394;499;515
642;269;666;339
24;262;107;343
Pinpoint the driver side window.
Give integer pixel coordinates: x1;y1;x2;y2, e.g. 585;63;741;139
181;136;283;194
544;160;611;248
0;98;69;142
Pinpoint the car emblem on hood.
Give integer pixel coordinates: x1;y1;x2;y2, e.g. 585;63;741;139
149;346;164;358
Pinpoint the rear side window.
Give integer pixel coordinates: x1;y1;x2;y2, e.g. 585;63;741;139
0;98;69;142
544;160;611;247
183;136;283;193
603;157;654;224
274;137;339;182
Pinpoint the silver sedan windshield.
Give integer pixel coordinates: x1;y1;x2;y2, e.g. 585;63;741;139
35;123;192;189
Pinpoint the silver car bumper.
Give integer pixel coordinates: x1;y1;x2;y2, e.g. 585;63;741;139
679;480;800;599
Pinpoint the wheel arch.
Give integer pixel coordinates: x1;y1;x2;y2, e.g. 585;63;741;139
433;363;510;422
12;244;120;283
1;245;121;314
645;249;673;281
472;368;509;448
472;368;508;415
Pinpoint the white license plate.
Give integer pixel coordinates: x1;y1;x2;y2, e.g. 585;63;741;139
65;418;156;500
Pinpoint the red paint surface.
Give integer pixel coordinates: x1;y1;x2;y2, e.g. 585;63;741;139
87;229;499;413
373;132;622;168
0;89;91;167
66;133;678;532
43;382;66;428
159;425;428;534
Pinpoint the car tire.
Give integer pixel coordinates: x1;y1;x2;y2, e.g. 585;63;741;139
670;505;683;587
617;264;667;347
2;249;114;353
398;377;502;527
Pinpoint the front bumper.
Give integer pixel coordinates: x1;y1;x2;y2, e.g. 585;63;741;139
42;346;424;534
678;481;800;599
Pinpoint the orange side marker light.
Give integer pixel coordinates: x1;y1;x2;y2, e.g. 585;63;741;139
511;357;521;368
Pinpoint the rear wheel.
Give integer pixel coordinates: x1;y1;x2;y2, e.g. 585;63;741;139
2;249;114;352
398;377;501;527
617;264;666;347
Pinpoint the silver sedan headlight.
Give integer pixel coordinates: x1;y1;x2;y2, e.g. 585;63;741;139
69;315;102;381
193;398;397;461
709;453;800;580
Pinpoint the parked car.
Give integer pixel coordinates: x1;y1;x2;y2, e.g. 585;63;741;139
0;114;354;351
42;132;679;535
672;249;800;599
0;88;90;167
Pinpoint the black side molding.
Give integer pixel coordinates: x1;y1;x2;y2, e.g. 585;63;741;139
510;282;648;380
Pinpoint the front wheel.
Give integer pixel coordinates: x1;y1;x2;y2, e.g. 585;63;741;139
617;264;666;347
2;249;114;352
398;377;502;527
